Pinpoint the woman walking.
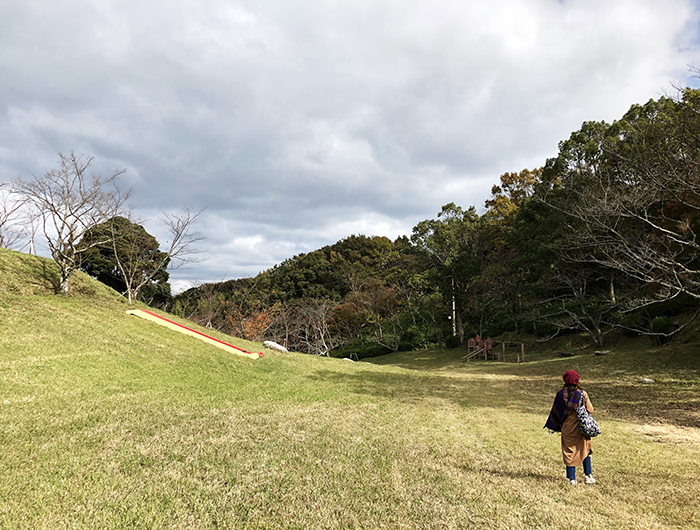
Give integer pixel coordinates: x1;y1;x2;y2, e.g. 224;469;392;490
545;370;596;485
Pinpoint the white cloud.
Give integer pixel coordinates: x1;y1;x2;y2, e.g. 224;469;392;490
1;0;699;284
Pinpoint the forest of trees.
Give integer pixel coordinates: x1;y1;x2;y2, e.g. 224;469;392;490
3;89;699;357
170;89;700;357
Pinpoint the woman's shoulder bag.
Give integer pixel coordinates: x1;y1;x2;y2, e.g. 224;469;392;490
577;391;601;438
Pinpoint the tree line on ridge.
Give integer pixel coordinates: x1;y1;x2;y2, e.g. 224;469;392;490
172;88;700;357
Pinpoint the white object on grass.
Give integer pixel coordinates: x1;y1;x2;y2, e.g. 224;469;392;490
263;341;289;353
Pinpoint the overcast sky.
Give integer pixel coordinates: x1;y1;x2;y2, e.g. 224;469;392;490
2;0;700;292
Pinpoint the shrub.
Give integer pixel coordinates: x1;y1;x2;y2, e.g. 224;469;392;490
617;312;645;337
444;335;461;348
330;340;392;360
649;316;673;345
397;342;414;352
357;343;393;359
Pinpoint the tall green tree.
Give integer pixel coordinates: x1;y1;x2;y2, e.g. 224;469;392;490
411;203;484;343
478;167;544;333
485;168;542;229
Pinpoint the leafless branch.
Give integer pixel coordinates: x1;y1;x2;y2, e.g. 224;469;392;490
13;151;131;295
159;206;205;269
0;182;27;249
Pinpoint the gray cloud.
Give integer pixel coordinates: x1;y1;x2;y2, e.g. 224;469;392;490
1;0;699;292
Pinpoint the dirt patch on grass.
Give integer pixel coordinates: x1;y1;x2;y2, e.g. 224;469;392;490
634;423;700;446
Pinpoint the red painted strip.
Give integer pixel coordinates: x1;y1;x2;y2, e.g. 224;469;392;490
140;309;262;357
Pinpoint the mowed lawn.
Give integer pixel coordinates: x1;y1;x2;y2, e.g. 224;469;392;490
1;250;699;529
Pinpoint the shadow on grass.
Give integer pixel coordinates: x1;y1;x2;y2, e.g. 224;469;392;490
0;249;61;295
307;368;544;413
322;349;700;429
366;349;466;372
458;463;559;484
595;380;700;428
37;260;61;294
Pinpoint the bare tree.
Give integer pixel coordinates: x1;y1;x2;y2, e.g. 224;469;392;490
556;178;697;301
0;182;26;249
538;89;700;336
525;265;612;347
292;299;340;355
13;152;131;296
114;207;203;303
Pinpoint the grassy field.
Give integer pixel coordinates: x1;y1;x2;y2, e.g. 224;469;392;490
1;248;699;529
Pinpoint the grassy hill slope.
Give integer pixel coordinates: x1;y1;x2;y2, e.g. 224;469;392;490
1;249;699;529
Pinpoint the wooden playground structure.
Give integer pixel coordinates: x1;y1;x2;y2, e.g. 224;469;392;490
461;335;525;363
